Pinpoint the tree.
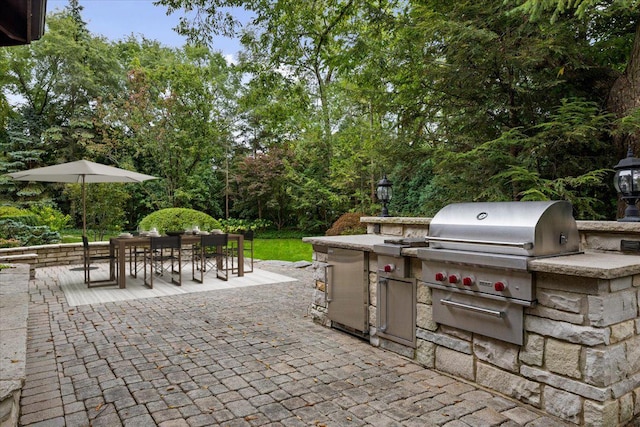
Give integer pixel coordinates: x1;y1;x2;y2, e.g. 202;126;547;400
3;0;635;230
513;0;640;155
109;40;241;215
3;6;123;163
235;68;309;154
64;183;131;240
159;0;405;226
0;108;49;204
232;146;294;228
374;0;623;218
0;5;126;227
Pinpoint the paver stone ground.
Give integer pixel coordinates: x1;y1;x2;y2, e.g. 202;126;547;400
17;262;571;426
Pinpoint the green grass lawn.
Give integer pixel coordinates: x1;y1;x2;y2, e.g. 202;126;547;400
61;231;313;263
253;238;312;262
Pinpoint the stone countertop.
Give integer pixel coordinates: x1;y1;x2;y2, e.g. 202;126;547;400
360;216;432;225
359;216;640;234
302;234;391;251
528;252;640;279
576;221;640;233
304;235;640;280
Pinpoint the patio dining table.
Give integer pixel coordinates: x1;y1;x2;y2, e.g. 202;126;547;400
109;233;245;288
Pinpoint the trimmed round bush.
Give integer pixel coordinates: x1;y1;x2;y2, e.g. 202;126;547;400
138;208;221;234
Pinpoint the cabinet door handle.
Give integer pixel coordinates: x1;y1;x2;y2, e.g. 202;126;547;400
379;278;388;332
325;265;334;302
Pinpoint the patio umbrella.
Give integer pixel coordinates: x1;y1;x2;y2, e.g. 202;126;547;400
6;160;157;236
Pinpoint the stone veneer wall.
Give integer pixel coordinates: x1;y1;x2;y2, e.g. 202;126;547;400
0;242;110;272
309;219;640;426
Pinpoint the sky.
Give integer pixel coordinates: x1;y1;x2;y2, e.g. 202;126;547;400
48;0;244;59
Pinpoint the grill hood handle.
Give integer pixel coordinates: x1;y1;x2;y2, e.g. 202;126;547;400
426;236;534;250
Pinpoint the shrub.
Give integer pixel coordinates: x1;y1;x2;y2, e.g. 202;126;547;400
0;206;28;217
0;219;61;247
0;238;21;248
217;218;273;233
0;206;39;226
325;213;366;236
138;208;222;234
28;205;71;232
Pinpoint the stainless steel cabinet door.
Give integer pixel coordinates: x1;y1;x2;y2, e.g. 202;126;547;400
378;277;416;347
327;248;368;333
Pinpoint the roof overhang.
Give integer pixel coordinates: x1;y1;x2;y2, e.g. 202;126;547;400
0;0;47;46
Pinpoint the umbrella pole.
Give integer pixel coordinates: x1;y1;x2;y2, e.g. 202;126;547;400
82;175;86;237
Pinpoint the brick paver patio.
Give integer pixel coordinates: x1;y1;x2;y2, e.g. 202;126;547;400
19;262;569;426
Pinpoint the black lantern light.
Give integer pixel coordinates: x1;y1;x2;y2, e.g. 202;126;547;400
613;146;640;222
376;174;393;217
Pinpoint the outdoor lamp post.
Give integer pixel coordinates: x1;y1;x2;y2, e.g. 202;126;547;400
613;146;640;222
376;174;393;217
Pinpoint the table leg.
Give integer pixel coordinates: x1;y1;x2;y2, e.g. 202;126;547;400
119;240;126;288
109;239;116;281
237;235;244;277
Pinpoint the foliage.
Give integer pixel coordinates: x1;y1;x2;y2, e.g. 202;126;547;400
0;219;60;247
231;146;295;229
0;109;49;203
1;0;638;229
0;206;39;226
496;167;612;219
1;8;123;166
512;0;640;155
1;204;74;235
0;238;21;248
217;218;272;233
64;183;131;240
0;206;31;218
28;205;71;232
138;208;222;234
325;213;367;236
0;206;27;216
512;0;639;23
112;42;240;213
427;99;616;218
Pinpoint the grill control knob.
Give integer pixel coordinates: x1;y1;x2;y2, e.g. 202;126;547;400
462;276;474;286
384;264;396;273
448;274;459;284
435;272;446;282
494;281;507;292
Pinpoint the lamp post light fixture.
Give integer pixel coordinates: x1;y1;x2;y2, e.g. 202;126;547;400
376;173;393;217
613;146;640;222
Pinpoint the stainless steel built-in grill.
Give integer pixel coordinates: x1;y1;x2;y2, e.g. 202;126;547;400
417;201;580;345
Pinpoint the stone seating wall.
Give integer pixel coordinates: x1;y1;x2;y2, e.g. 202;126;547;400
0;242;111;278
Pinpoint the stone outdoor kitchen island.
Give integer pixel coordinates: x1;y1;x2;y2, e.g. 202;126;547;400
303;217;640;426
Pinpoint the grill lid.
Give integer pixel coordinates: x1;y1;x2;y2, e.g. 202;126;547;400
427;201;579;257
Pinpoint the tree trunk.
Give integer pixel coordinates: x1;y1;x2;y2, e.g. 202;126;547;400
606;19;640;218
607;20;640;153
